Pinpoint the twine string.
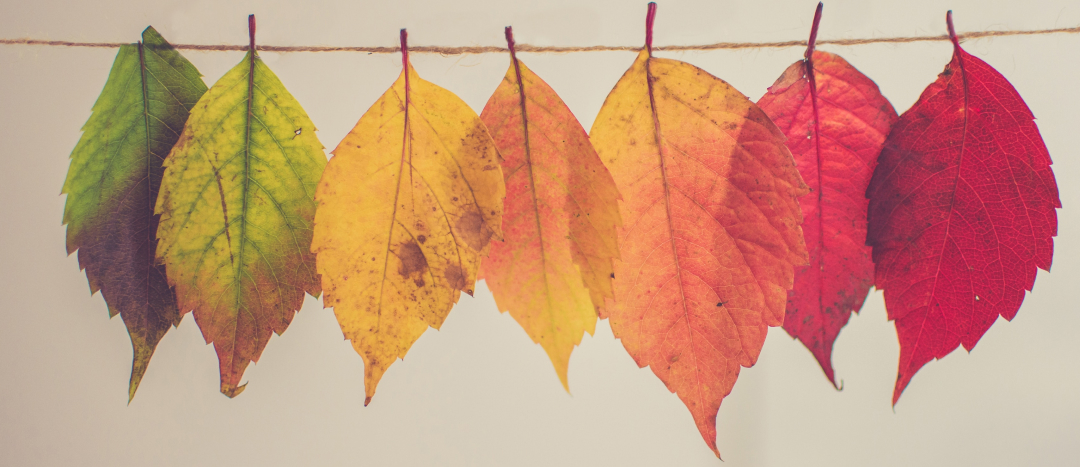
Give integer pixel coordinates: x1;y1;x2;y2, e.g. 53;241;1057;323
1;25;1078;54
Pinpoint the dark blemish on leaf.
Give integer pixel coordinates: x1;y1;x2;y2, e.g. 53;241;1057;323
444;264;468;291
417;235;427;244
414;278;425;287
716;301;725;307
610;273;615;279
456;210;493;251
397;241;428;280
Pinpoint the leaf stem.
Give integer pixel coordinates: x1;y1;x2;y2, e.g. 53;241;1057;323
645;2;657;56
400;28;410;118
806;2;822;60
946;10;961;50
505;26;517;62
400;29;409;70
248;14;255;52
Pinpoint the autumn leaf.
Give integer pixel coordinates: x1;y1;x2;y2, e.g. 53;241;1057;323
757;3;897;387
865;12;1060;405
155;16;325;397
477;27;621;390
589;3;808;457
311;30;504;405
62;26;206;402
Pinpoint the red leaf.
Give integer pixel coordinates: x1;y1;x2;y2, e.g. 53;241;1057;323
866;12;1060;405
757;3;898;386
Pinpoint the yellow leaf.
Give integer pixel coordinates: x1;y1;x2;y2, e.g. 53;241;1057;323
312;31;505;404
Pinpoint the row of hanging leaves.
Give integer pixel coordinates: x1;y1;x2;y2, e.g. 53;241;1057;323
62;3;1059;457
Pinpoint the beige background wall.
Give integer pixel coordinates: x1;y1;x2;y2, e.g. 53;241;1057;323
1;0;1077;465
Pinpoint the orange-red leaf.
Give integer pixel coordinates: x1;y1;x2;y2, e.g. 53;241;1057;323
589;4;808;456
757;4;898;386
478;28;621;390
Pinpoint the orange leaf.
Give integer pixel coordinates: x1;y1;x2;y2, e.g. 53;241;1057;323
478;27;621;390
588;4;808;457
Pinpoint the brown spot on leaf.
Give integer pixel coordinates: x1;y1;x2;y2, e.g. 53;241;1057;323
456;210;493;251
417;235;427;244
397;241;428;280
444;264;468;291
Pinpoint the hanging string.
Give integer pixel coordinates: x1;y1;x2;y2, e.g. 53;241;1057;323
2;25;1078;54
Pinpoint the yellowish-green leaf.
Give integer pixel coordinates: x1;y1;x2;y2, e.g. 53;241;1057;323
155;41;326;397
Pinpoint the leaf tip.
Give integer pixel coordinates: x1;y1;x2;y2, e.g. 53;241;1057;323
555;363;571;394
141;25;159;40
127;364;147;404
892;377;907;407
822;364;839;389
221;381;247;398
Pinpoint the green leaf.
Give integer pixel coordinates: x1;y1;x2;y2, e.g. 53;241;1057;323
154;44;326;397
61;26;207;402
